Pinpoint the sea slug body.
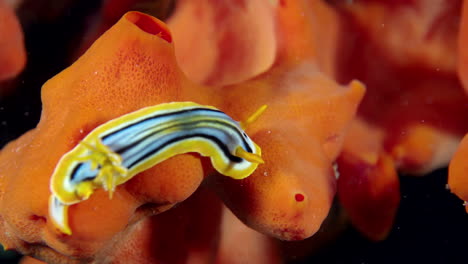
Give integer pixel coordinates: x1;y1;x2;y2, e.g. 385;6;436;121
49;101;264;235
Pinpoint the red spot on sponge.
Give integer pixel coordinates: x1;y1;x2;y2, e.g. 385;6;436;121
295;193;305;202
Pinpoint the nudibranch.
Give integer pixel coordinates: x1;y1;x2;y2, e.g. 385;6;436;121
49;101;264;235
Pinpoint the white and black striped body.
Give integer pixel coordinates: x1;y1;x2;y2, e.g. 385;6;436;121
49;102;263;235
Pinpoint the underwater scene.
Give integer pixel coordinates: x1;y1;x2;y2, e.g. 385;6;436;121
0;0;468;263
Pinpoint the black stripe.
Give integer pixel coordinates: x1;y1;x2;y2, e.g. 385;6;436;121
70;163;99;182
80;175;97;182
128;133;243;169
113;119;252;154
69;163;83;181
102;108;225;141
